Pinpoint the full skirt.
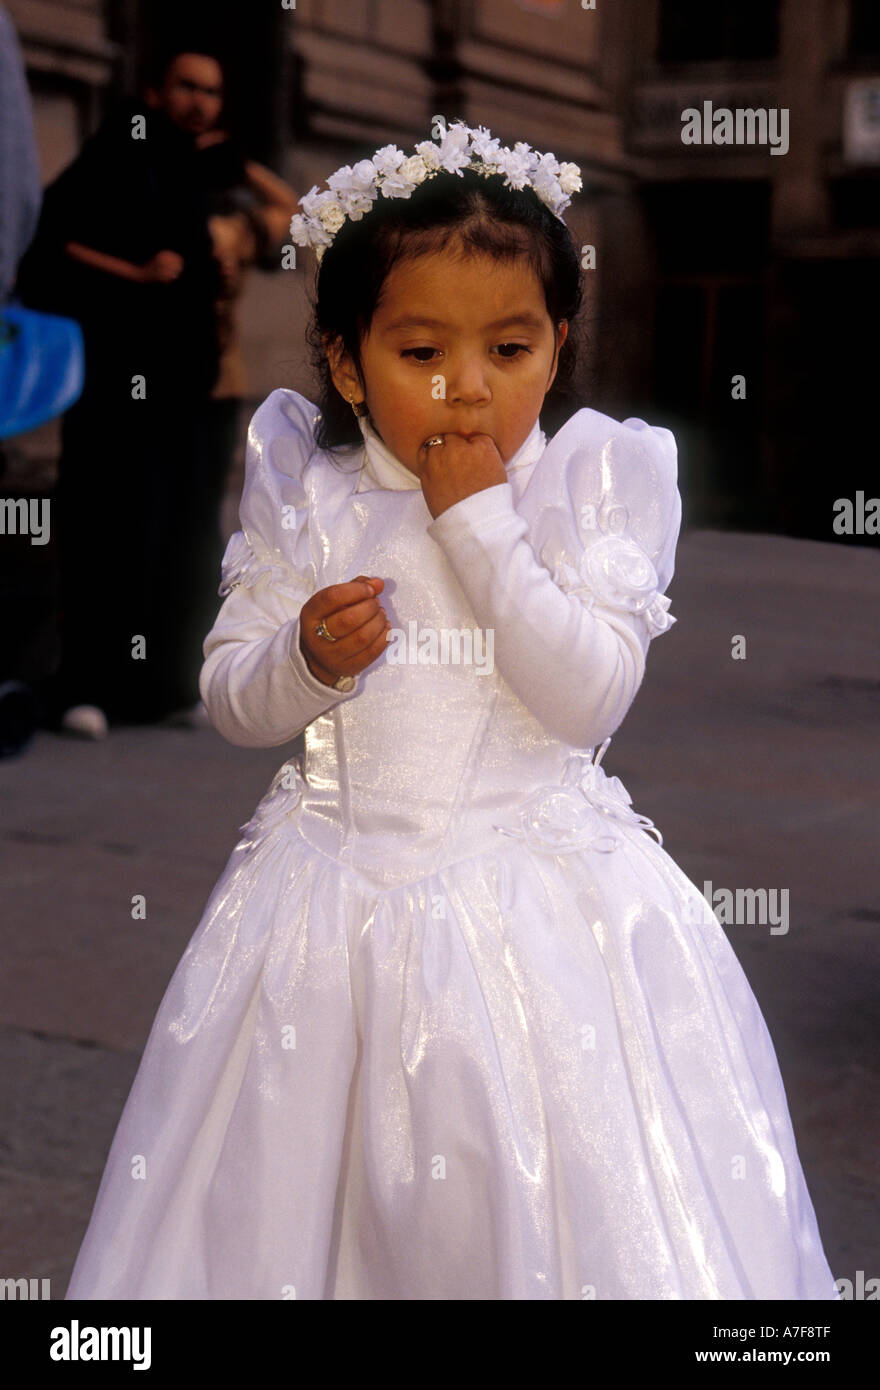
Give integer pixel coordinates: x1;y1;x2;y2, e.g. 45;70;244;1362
65;811;839;1300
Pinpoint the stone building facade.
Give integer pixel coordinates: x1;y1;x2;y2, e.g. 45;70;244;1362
8;0;879;540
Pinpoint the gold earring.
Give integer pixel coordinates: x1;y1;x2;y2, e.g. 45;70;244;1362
348;394;368;418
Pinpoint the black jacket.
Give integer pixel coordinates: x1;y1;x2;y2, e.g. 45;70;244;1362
15;97;221;397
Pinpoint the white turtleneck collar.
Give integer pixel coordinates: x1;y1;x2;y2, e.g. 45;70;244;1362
354;414;547;492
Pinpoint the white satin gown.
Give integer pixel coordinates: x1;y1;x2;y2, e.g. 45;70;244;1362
65;389;838;1300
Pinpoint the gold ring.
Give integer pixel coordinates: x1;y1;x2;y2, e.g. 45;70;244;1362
424;435;445;448
315;620;337;642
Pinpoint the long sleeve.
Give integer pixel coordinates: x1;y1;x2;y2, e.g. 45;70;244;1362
425;411;681;750
199;389;359;749
199;550;357;749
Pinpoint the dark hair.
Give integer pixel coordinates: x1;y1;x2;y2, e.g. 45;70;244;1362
304;163;587;454
147;43;228;92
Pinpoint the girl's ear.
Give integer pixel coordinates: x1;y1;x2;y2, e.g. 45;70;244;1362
324;333;365;406
545;321;568;393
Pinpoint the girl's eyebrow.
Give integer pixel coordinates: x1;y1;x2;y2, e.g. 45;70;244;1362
382;312;546;332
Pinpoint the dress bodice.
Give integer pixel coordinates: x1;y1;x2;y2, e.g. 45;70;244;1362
297;482;574;886
205;389;682;892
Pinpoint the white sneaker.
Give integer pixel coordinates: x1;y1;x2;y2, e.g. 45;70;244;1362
61;704;109;739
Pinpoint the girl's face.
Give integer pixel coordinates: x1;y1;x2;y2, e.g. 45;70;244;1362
328;241;568;477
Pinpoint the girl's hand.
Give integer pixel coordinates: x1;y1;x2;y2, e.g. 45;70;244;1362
417;433;507;519
299;576;389;687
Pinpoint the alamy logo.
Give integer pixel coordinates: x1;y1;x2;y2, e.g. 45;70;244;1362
50;1320;151;1370
386;621;494;675
0;1276;50;1299
834;1270;879;1299
681;101;789;156
832;491;879;535
0;497;50;545
684;880;789;935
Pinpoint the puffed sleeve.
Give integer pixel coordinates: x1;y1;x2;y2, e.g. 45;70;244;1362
199;388;360;748
425;408;681;750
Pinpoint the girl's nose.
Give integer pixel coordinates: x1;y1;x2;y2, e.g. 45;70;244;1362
447;360;491;406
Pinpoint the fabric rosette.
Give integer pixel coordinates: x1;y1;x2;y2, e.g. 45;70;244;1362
562;738;664;845
549;533;676;638
236;758;306;850
218;530;308;600
492;737;663;855
582;534;676;636
217;529;253;596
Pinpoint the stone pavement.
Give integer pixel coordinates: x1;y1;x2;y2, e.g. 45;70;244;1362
0;525;877;1299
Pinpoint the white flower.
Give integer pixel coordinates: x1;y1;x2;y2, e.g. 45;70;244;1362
289;209;332;252
438;123;472;174
469;126;502;164
378;153;433;200
300;184;326;218
532;158;564;213
493;736;663;855
326;163;353;191
495;147;534;190
378;175;412;199
289;212;310;244
326;162;377;218
372;144;405;177
414;140;442;171
514;140;538;164
580;535;660;615
343;191;375;219
237;760;305;848
561;742;664;846
317;199;346;232
399;154;430;185
310;221;333;249
558;162;582;195
328;161;372;196
494;786;619;855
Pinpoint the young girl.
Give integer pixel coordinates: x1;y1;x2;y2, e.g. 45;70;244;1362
65;121;838;1301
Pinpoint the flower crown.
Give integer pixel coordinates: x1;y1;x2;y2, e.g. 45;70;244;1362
289;119;582;264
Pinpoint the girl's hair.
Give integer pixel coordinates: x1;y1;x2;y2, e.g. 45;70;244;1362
304;164;587;454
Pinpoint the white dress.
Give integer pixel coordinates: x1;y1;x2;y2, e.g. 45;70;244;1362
65;389;838;1300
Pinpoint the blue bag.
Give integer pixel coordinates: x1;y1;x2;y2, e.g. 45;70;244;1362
0;301;84;439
